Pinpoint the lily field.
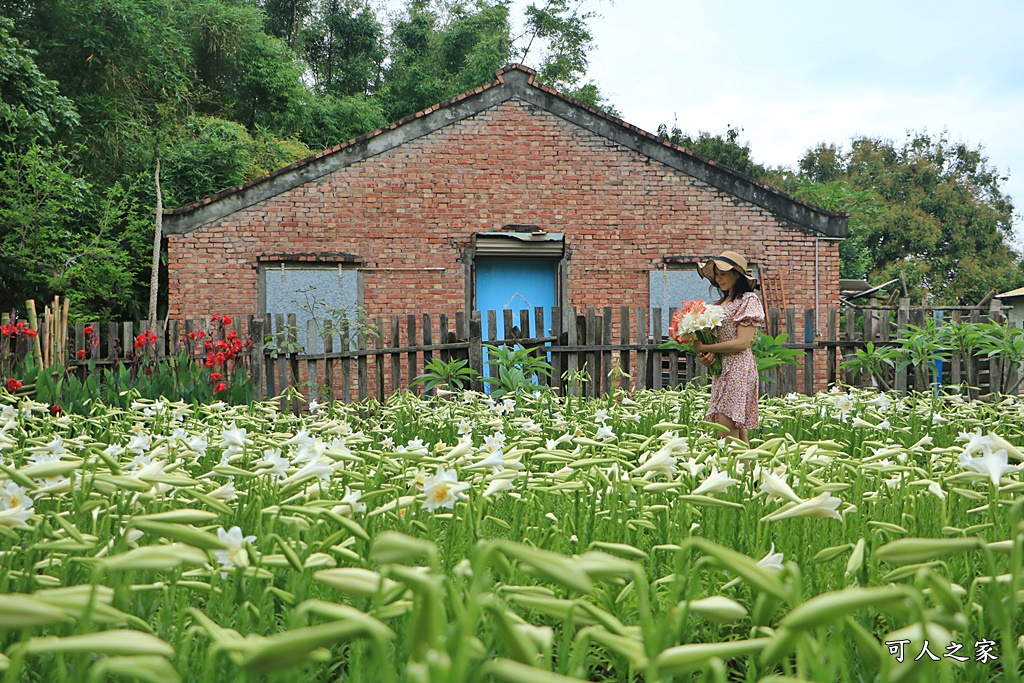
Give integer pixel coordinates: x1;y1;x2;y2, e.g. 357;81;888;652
2;384;1024;682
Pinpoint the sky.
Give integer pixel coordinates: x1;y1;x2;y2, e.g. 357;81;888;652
381;0;1024;240
581;0;1024;239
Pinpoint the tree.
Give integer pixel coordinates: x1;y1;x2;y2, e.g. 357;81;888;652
656;123;768;181
0;16;78;150
780;132;1023;304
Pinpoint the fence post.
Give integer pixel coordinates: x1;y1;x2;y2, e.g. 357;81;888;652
323;320;334;400
804;309;815;395
783;308;797;394
650;308;663;391
635;307;648;391
390;317;401;393
551;307;563;394
250;318;265;399
826;308;837;388
602;307;613;396
469;312;483;392
620;306;631;392
895;299;909;393
565;306;578;396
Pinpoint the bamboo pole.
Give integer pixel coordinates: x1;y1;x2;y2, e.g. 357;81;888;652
60;297;70;366
25;299;42;367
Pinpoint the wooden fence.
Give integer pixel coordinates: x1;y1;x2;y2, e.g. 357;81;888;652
3;301;1016;404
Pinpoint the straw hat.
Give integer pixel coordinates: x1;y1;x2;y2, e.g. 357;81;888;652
697;250;757;288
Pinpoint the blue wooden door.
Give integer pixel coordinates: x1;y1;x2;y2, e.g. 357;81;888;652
476;259;557;333
475;258;557;390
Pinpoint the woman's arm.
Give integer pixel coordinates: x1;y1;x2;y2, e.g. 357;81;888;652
694;325;757;355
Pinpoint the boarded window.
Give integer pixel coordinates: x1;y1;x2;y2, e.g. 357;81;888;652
262;265;360;354
649;267;715;336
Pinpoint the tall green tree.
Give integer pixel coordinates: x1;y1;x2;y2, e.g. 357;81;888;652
780;133;1022;304
0;16;78;151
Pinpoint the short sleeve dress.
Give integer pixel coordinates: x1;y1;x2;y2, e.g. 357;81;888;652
705;292;766;430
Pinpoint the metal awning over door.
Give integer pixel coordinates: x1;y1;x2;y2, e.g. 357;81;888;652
474;232;564;258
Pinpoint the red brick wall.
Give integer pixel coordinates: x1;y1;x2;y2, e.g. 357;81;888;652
167;99;841;391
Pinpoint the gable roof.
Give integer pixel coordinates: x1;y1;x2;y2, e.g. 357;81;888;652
163;64;849;238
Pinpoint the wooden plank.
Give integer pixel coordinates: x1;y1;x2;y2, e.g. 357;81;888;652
651;308;663;391
339;318;350;403
635;307;648;390
619;306;631;392
306;318;319;403
155;319;166;358
438;314;450;363
390;317;401;393
565;306;578;395
551;306;563;393
667;306;679;388
469;312;483;392
323;320;334;401
895;299;909;393
406;314;418;395
783;308;797;394
274;314;287;405
376;317;386;401
123;322;135;362
950;310;962;386
487;309;498;386
250;318;265;399
585;309;598;397
576;312;587;396
598;305;606;395
421;313;434;376
804;309;815;395
534;307;548;387
826;308;838;388
357;320;368;402
287;314;300;414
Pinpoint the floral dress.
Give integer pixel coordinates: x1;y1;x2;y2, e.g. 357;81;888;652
705;292;765;430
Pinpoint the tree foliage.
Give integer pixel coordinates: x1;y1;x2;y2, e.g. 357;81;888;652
778;133;1022;304
656;121;1022;304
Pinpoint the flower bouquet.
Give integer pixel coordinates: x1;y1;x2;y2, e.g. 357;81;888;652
661;299;726;376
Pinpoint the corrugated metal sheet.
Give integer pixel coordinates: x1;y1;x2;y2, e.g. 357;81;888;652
475;232;564;258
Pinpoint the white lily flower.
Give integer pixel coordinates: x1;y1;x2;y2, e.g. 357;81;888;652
422;466;469;511
692;467;739;496
213;526;256;569
595;425;616;441
632;449;677;479
760;469;803;504
484;476;516;497
758;543;785;571
762;492;843;521
959;445;1016;486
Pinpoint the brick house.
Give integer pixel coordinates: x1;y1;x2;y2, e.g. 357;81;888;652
163;64;848;390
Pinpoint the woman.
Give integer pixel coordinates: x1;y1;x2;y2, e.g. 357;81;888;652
692;250;765;444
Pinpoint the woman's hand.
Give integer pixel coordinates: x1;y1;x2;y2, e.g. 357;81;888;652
698;351;716;368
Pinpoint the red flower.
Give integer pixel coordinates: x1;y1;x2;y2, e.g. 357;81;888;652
205;357;214;368
50;404;62;415
76;349;86;359
210;314;221;324
24;328;36;338
221;315;232;326
134;334;147;349
83;325;94;336
210;372;222;381
6;378;22;392
214;382;227;392
213;352;227;365
1;324;13;337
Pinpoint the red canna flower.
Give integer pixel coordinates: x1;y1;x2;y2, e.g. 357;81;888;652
134;333;147;349
24;328;36;338
210;372;222;381
83;325;94;336
220;315;232;326
76;349;86;359
6;378;22;392
205;357;214;368
50;404;62;415
214;382;227;392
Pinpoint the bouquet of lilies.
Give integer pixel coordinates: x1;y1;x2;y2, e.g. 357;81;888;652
661;299;725;376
